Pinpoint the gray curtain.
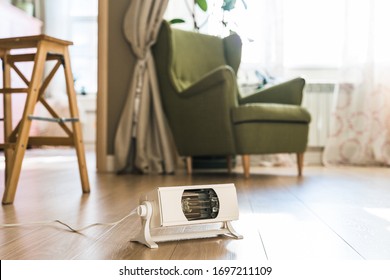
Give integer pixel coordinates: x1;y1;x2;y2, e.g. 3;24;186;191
114;0;176;173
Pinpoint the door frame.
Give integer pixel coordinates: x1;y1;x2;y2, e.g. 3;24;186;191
96;0;109;172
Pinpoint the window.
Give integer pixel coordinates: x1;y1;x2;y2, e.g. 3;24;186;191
69;0;98;94
202;0;346;77
283;0;345;69
166;0;348;78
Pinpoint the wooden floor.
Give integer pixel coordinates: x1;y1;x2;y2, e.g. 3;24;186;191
0;148;390;260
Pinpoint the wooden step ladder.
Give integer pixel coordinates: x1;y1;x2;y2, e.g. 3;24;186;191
0;35;90;204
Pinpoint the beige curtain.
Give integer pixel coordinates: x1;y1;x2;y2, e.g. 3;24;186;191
114;0;176;174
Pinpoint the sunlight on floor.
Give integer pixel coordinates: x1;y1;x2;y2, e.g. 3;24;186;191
0;148;78;171
364;207;390;232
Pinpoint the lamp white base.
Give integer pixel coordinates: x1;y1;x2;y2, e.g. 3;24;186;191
131;201;243;249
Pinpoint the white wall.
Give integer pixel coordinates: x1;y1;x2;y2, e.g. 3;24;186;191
43;0;71;39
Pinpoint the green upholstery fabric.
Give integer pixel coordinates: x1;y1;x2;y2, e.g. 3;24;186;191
223;33;242;74
234;123;309;154
152;21;311;160
171;29;226;92
239;77;305;105
153;23;237;156
232;103;311;124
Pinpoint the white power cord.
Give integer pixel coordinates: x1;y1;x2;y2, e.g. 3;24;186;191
0;207;139;233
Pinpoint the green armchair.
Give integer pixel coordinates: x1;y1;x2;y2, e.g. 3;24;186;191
152;21;311;177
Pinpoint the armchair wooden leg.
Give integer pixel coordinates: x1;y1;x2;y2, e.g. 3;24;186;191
242;155;250;178
185;157;192;175
297;153;304;176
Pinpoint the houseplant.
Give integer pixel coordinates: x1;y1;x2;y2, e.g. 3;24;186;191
170;0;246;33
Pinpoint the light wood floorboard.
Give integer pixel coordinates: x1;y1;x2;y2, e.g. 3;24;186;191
1;149;390;260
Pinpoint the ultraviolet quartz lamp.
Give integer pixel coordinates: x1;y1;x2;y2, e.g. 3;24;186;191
131;183;243;248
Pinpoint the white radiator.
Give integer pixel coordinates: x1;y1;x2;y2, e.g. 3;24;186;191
302;82;335;147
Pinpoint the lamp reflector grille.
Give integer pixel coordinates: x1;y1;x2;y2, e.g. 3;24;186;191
181;188;219;221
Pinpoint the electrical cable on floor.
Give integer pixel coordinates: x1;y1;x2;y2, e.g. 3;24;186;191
0;207;138;233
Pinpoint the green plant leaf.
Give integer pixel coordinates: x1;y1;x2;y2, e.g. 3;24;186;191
241;0;248;9
169;18;186;24
195;0;208;12
222;0;237;11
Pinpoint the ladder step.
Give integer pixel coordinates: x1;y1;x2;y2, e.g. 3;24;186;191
0;143;16;149
28;136;74;146
0;88;29;94
0;137;74;149
28;115;79;123
5;53;64;63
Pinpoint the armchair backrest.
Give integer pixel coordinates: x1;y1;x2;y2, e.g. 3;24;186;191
152;21;242;156
223;33;242;75
171;29;226;92
155;21;242;93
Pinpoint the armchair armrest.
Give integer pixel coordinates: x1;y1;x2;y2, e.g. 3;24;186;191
178;65;238;115
239;77;305;106
179;65;237;98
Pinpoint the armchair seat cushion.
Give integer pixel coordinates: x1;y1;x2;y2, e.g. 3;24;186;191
232;103;311;124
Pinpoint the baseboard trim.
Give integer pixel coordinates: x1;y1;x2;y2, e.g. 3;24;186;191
305;147;324;166
97;154;115;173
